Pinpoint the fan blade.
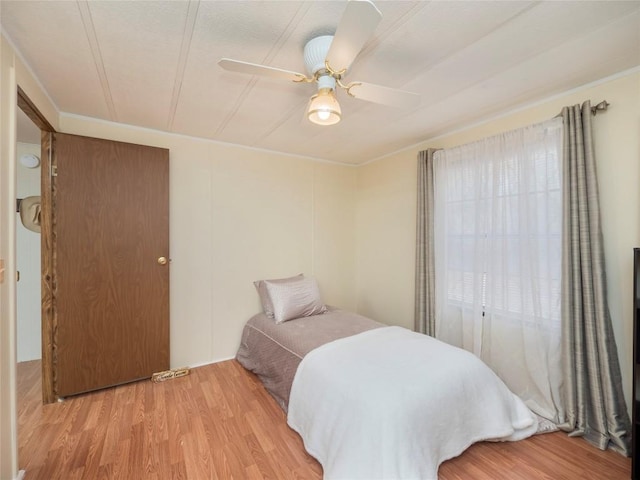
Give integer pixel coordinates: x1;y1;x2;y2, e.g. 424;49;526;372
347;81;420;109
218;58;307;83
326;0;382;72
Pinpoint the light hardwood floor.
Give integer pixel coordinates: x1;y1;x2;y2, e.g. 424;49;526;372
18;359;630;479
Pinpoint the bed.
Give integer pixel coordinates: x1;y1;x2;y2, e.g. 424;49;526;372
237;276;537;479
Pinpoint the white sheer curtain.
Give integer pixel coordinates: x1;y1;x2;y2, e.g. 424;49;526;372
433;117;564;422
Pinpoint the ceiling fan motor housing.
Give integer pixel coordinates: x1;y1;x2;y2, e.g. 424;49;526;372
304;35;334;76
304;35;337;92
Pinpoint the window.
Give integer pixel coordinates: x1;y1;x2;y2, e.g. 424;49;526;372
433;117;564;420
442;146;562;326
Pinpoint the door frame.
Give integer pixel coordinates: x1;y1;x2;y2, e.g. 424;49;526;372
17;87;57;403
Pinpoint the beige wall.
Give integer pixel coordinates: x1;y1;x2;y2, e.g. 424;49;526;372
1;33;58;480
355;71;640;416
16;142;42;362
355;152;417;329
0;32;19;480
59;115;357;367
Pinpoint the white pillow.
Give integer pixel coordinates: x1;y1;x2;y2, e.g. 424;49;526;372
264;276;327;323
254;274;303;319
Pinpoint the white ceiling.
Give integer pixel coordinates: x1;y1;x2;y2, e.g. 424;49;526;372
2;1;639;165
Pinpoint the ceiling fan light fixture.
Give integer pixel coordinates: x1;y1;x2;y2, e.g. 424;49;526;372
308;88;341;126
219;1;418;125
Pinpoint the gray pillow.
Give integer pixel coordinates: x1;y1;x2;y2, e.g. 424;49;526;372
254;274;303;318
264;276;327;324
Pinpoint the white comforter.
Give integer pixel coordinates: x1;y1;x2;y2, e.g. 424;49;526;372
287;326;537;480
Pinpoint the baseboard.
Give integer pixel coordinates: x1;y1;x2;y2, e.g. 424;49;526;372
184;356;236;370
15;470;25;480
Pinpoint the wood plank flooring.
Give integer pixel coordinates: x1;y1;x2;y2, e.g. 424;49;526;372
18;359;631;479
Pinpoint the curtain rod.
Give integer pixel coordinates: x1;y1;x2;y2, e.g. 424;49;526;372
554;100;609;119
591;100;610;115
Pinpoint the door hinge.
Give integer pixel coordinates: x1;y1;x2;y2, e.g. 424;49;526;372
52;165;58;177
0;259;4;284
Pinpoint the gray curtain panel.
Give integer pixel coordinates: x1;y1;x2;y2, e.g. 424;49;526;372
559;101;631;455
415;149;438;336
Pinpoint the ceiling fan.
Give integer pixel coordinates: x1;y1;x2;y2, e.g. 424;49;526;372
218;0;419;126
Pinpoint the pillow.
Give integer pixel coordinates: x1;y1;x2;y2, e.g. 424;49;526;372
254;274;304;318
264;276;327;324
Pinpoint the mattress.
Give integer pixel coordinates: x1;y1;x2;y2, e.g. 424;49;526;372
236;308;383;411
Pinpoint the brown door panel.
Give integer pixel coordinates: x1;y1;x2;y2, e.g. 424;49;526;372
53;133;169;397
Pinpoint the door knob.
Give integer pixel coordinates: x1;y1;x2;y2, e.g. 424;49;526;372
157;256;168;265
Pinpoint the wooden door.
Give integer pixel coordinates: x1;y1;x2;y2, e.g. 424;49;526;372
53;133;169;397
